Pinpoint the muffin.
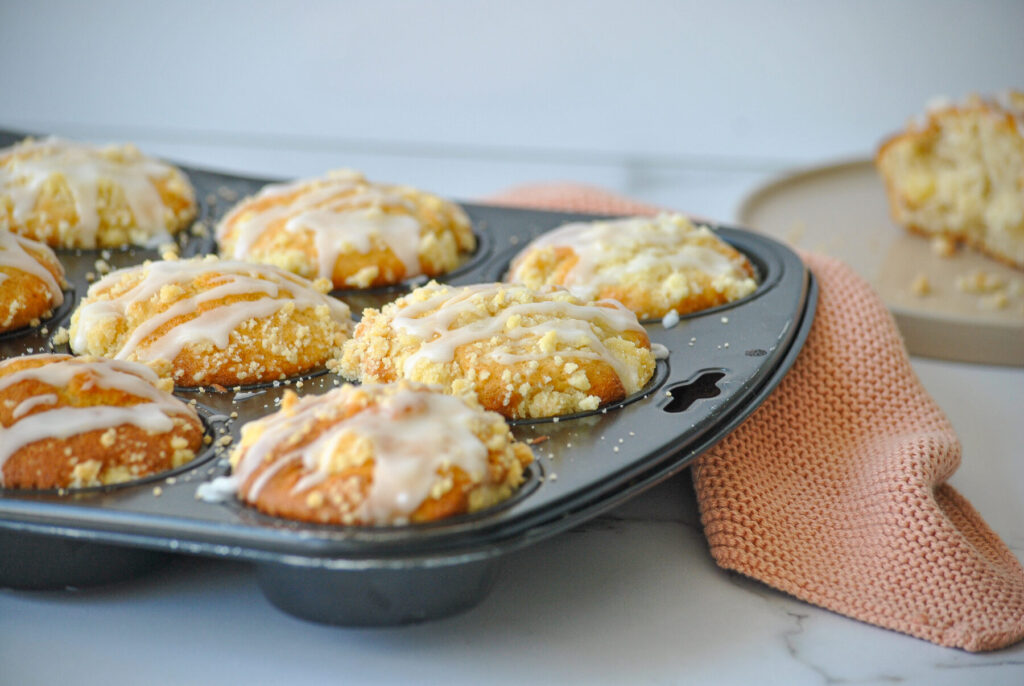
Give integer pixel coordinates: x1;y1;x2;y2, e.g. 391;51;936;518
338;281;655;419
876;91;1024;269
0;231;67;333
0;137;196;249
229;381;534;525
507;213;758;319
0;354;203;489
216;170;475;289
68;254;353;387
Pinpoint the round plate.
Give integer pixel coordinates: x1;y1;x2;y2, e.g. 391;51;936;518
737;158;1024;366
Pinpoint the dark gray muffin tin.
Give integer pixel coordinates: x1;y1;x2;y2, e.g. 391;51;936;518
0;130;817;625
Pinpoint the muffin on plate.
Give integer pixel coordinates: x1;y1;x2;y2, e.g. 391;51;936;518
68;254;352;387
216;170;475;289
507;213;757;319
0;354;203;489
0;137;196;249
876;91;1024;269
229;380;534;526
0;230;67;333
338;281;655;419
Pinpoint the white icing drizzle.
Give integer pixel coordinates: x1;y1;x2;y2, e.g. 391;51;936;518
0;356;197;483
390;283;648;391
0;231;64;305
650;343;670;360
234;385;491;524
70;258;351;364
195;474;239;503
508;214;749;291
295;209;422;279
11;393;57;419
0;137;184;245
217;172;430;280
219;182;352;258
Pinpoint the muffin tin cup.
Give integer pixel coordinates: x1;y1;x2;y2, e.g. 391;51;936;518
0;129;817;625
0;527;173;590
256;554;502;627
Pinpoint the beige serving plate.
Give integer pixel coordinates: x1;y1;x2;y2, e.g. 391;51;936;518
737;158;1024;366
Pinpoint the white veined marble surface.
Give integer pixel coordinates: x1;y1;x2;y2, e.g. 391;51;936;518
1;2;1022;683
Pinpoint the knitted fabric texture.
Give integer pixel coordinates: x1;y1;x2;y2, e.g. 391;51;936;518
486;183;1024;652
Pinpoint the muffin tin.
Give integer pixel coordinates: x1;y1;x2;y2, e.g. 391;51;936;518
0;130;817;625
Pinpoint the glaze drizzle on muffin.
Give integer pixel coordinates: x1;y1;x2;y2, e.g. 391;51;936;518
69;255;352;387
507;214;757;319
0;231;67;332
0;137;197;249
0;354;202;489
216;170;475;289
228;381;533;525
339;282;655;418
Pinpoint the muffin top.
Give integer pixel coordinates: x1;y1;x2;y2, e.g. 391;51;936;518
0;354;202;488
339;281;655;418
0;137;196;248
0;230;67;331
230;380;533;525
68;254;352;387
216;170;474;289
507;213;757;318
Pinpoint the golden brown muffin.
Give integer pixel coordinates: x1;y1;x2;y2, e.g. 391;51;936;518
68;254;353;387
876;91;1024;269
338;282;656;419
228;381;534;526
506;213;758;319
216;170;475;289
0;354;202;489
0;137;196;249
0;231;67;333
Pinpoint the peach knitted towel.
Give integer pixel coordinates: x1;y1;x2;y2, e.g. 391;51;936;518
486;183;1024;652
